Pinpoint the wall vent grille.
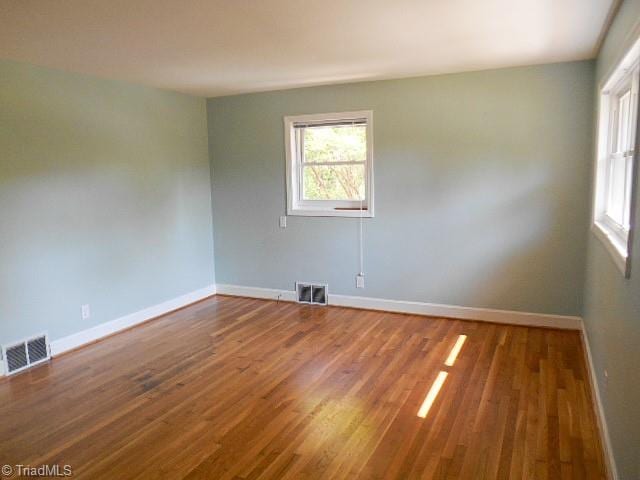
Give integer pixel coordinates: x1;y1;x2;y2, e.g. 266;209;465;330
296;282;328;306
6;343;28;373
27;336;49;364
2;334;50;376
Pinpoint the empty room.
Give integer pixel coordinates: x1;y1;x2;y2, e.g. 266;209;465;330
1;1;639;479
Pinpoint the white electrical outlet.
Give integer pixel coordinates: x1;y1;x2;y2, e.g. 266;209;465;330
279;216;287;228
81;304;91;320
356;274;365;288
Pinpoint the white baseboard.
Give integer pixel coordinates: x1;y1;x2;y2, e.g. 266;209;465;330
580;326;618;480
216;284;298;302
48;285;216;357
215;284;582;330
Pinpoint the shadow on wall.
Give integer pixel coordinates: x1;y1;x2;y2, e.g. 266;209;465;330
0;61;213;343
375;161;566;312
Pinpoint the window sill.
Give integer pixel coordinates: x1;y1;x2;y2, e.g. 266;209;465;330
288;208;374;218
592;221;630;277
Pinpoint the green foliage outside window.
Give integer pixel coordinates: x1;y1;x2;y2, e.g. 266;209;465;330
302;125;366;201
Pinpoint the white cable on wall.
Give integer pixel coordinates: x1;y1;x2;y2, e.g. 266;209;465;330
359;195;364;276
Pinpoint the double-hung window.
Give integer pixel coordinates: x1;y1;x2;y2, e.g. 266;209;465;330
284;111;373;217
593;39;640;276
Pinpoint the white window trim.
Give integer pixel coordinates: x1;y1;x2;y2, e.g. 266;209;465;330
592;36;640;278
284;110;374;218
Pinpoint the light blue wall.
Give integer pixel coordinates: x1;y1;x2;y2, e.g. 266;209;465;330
583;1;640;478
0;60;215;345
207;61;595;316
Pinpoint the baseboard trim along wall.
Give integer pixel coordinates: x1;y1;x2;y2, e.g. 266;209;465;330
0;285;216;377
214;284;583;330
49;285;217;357
580;327;619;480
0;283;581;376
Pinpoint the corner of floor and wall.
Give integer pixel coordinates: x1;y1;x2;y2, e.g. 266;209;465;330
1;2;639;479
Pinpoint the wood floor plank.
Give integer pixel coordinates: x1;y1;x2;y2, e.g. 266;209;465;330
0;295;606;479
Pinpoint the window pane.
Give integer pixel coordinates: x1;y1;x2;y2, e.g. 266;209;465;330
607;155;627;224
623;156;633;229
616;91;631;152
303;125;366;163
303;164;365;201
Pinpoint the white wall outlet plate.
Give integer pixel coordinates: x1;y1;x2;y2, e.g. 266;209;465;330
81;304;91;320
356;274;365;288
279;216;287;228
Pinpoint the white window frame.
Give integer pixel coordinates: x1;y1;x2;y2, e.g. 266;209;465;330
284;111;374;217
593;37;640;277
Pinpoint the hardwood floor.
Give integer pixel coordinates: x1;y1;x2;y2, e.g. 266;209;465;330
0;295;606;479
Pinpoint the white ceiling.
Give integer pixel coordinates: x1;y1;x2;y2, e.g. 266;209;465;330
0;0;616;97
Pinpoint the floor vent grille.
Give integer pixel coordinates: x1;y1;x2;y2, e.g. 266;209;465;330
6;343;28;373
2;334;50;375
27;336;49;364
296;282;328;306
